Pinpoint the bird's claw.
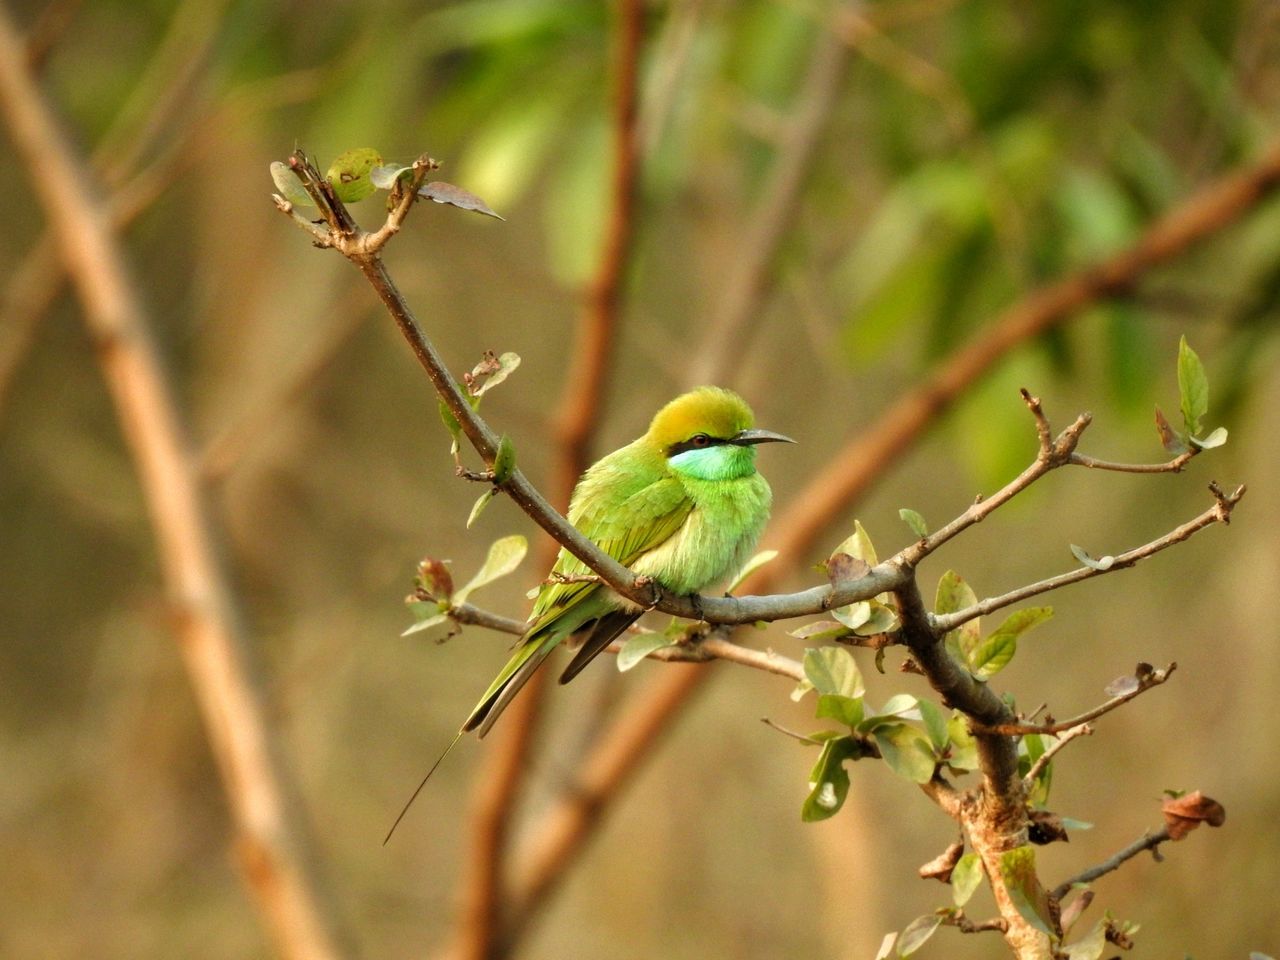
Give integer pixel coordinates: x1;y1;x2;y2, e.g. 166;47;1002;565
690;593;705;622
634;575;661;610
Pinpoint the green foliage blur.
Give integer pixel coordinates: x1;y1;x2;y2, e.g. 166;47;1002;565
2;1;1280;959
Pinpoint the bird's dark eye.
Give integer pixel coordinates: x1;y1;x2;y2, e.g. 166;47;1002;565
690;433;711;447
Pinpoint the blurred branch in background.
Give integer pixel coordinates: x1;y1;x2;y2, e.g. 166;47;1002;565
0;7;355;960
451;2;647;958
687;3;853;387
0;27;325;422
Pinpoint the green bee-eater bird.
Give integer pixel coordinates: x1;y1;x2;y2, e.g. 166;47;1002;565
386;386;792;840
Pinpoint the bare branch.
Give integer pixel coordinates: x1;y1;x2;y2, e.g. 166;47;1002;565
949;912;1009;935
899;396;1092;566
693;635;805;681
934;484;1245;633
450;603;527;636
445;602;806;683
978;663;1177;737
1068;450;1197;473
1050;827;1174;901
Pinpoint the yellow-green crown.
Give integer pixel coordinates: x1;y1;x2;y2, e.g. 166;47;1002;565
645;386;755;447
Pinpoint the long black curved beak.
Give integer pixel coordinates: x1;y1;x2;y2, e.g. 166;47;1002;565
730;428;796;446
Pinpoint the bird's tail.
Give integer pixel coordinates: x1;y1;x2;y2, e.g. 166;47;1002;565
464;632;561;738
558;610;642;684
383;728;464;844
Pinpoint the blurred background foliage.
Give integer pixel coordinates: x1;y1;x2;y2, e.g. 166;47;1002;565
2;0;1279;957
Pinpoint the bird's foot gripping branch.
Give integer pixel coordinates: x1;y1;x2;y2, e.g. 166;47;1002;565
274;147;1242;960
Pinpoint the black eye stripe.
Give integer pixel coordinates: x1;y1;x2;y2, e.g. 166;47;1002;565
668;433;729;456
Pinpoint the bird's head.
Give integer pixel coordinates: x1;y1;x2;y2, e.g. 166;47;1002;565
645;386;794;481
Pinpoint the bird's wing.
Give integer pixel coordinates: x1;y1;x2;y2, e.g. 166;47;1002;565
461;476;692;736
524;475;694;635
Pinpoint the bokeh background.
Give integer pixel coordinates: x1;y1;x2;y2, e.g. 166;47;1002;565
2;0;1279;958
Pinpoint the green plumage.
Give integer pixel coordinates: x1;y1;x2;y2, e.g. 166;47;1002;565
460;386;789;737
386;387;792;842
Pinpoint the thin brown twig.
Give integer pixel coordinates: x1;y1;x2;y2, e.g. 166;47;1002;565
1050;827;1173;901
1068;450;1197;473
932;484;1245;633
0;12;355;960
977;663;1178;737
1022;723;1092;787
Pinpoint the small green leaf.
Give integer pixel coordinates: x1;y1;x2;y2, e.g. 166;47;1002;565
419;181;506;220
617;632;676;671
790;678;815;702
918;698;948;752
872;723;936;783
802;736;860;821
945;711;979;772
951;852;984;906
803;647;866;699
895;913;944;956
727;549;778;591
439;398;463;451
1063;921;1106;960
788;620;854;643
1069;544;1114;571
370;163;412;190
969;607;1052;680
466;489;496;528
855;600;900;635
270;161;314;207
492;434;516;484
467;351;522;397
1177;335;1208;437
936;571;980;659
878;693;919;718
1059;816;1093;832
831;601;872;631
899;507;929;538
816;693;864;728
1000;845;1056;940
1022;733;1054;805
401;612;453;640
1189;425;1228;450
831;519;879;566
454;534;528;604
326;147;382;203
